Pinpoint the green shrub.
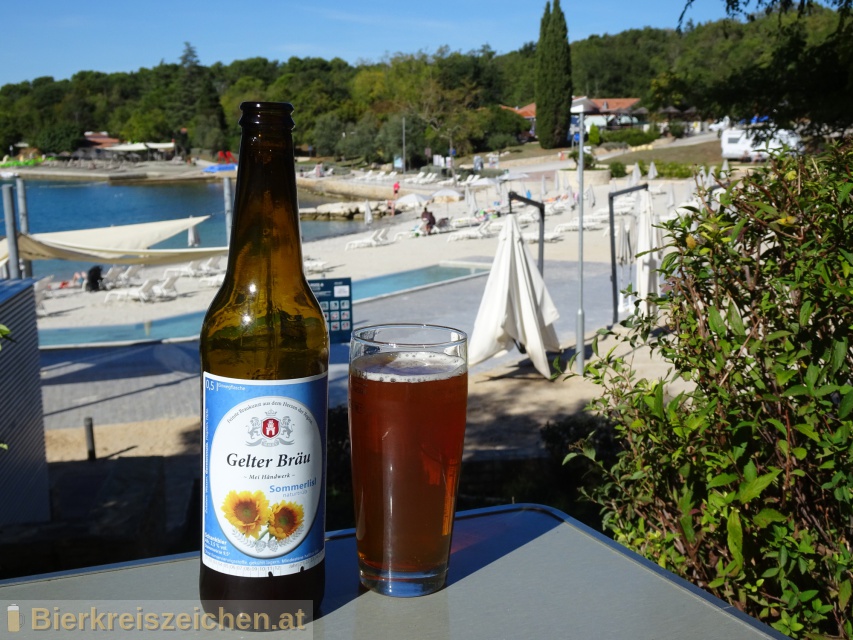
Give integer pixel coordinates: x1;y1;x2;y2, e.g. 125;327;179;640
470;106;530;153
609;161;627;178
667;121;686;138
653;161;694;179
486;133;519;151
600;141;628;151
569;148;596;169
600;128;659;147
567;143;853;638
588;124;601;146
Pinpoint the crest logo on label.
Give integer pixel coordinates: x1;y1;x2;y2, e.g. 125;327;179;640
247;411;294;447
263;418;279;438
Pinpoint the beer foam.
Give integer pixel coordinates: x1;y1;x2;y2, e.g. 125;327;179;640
352;351;466;383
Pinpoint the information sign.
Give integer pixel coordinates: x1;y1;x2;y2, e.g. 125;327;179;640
309;277;353;344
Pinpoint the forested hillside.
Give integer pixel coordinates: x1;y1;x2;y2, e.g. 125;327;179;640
0;5;847;164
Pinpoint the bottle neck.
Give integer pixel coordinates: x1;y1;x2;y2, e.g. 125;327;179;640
227;126;303;279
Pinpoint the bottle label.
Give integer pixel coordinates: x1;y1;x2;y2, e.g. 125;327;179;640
201;372;327;577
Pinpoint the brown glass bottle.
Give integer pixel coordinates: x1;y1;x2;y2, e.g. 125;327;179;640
199;102;328;620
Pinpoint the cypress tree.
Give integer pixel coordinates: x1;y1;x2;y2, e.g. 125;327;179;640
535;0;573;149
535;3;553;147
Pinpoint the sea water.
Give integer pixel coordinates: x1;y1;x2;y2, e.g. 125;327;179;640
0;179;361;280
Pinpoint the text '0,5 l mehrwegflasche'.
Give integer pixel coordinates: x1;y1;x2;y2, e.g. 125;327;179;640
199;102;329;619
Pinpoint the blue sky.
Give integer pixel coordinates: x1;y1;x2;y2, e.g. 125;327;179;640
0;0;730;87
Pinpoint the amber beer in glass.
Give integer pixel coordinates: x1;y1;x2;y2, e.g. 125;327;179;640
349;324;468;596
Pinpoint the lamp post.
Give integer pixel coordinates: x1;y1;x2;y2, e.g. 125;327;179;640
570;102;587;374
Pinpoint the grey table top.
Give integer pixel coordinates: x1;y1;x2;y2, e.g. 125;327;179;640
0;504;784;639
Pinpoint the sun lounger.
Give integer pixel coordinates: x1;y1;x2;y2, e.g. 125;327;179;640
152;275;180;299
164;260;205;278
516;211;539;225
100;266;126;290
553;219;605;233
344;228;396;250
116;264;144;287
545;200;571;215
345;229;384;250
201;273;225;287
303;257;328;273
199;255;224;275
33;276;54;315
404;171;426;184
104;279;156;303
446;220;495;242
522;230;564;243
450;216;480;229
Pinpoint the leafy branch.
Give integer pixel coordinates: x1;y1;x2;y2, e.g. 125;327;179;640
564;143;853;638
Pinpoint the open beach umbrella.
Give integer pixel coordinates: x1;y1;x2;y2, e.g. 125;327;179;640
396;193;429;211
498;172;530;206
469;215;561;378
471;177;501;207
634;191;661;317
363;200;373;226
430;188;463;202
431;187;463;217
647;161;658;180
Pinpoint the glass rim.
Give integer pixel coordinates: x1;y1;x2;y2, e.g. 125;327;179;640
351;323;468;349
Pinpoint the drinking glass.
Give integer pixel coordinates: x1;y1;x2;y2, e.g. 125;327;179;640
348;323;468;597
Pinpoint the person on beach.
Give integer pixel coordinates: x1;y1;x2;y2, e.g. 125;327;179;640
421;207;436;234
393;181;400;197
85;265;103;292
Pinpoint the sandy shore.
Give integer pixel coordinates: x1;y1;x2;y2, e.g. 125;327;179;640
36;173;695;330
39;168;693;462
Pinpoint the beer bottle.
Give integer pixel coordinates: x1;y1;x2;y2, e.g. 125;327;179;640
199;102;328;619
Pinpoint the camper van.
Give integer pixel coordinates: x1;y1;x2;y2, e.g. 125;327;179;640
720;126;802;161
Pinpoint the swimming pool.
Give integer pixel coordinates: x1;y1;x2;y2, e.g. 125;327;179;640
38;264;489;347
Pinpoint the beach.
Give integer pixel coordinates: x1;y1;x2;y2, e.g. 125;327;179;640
31;161;693;463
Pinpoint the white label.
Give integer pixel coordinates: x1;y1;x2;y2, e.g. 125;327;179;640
202;372;327;577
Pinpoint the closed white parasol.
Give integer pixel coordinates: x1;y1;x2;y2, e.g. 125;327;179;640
647;161;659;180
468;215;561;378
629;163;642;187
634;191;662;316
